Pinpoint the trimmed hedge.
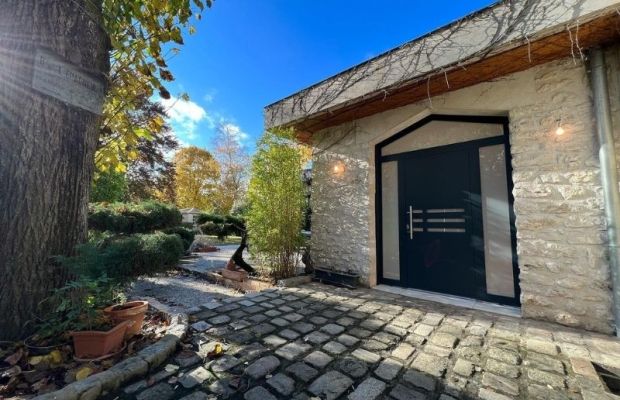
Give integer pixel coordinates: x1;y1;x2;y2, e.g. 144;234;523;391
134;232;184;276
196;213;245;239
66;232;184;282
88;201;182;233
163;226;196;251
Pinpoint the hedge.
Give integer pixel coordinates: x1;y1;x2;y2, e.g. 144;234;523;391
88;201;182;233
163;226;196;251
134;232;184;276
65;232;184;282
196;213;245;239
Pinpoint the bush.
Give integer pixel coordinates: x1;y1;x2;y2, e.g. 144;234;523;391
134;232;184;275
163;226;196;251
197;213;245;239
63;232;184;282
195;213;224;225
39;232;184;339
88;201;182;233
246;128;306;279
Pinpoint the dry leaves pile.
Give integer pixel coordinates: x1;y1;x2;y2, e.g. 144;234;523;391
0;311;169;398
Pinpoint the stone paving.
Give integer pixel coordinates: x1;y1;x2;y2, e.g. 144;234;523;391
108;282;620;400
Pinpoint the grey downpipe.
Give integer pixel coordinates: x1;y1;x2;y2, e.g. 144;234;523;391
590;47;620;337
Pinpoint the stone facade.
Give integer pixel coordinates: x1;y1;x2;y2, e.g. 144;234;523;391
309;51;620;334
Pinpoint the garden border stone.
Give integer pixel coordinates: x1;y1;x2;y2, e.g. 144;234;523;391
178;260;313;291
32;303;188;400
277;275;313;287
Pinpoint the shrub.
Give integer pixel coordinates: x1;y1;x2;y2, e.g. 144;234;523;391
197;213;245;239
88;201;182;233
195;213;225;225
134;232;184;275
246;128;306;279
163;226;196;251
62;232;183;282
38;232;183;339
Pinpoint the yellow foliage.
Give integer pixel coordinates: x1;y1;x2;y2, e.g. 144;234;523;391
75;367;93;381
28;350;63;366
174;146;220;211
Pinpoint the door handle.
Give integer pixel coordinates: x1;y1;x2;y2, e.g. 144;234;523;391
408;205;414;239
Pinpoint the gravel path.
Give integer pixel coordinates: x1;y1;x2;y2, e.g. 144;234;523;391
126;271;243;314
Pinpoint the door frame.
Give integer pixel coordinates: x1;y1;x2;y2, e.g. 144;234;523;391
374;114;520;306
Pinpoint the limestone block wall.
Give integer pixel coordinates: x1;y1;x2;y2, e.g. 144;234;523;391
309;54;616;333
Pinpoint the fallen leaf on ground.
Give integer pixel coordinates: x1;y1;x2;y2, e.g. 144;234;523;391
75;367;93;381
1;365;21;379
4;348;23;366
207;343;223;359
31;377;49;391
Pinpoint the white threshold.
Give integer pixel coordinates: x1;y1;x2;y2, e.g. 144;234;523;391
374;284;521;318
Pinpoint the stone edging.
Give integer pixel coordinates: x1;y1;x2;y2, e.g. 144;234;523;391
178;261;313;291
33;307;188;400
276;274;313;287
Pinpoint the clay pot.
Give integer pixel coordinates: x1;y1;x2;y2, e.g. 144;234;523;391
103;300;149;338
71;320;131;359
222;268;248;282
24;335;64;356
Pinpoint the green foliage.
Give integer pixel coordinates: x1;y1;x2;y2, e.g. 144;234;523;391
88;201;182;233
196;213;245;240
162;226;196;251
63;232;183;282
97;0;210;173
90;171;128;203
246;128;306;279
36;231;183;338
134;232;185;275
36;273;122;338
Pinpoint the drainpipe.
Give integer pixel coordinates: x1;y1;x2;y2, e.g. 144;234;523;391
590;47;620;337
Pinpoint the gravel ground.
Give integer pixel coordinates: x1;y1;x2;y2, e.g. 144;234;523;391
126;270;243;314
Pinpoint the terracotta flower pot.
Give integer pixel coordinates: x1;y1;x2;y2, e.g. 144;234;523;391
71;320;131;359
222;268;248;282
103;300;149;338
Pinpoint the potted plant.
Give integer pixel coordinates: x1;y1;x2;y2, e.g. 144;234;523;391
36;273;131;359
103;300;148;338
71;320;131;359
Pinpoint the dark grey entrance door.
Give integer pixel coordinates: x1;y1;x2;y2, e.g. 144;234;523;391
398;142;486;300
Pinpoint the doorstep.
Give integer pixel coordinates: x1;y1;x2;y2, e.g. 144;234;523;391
374;284;521;318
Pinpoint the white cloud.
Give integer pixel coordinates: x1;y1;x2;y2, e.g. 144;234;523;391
158;94;250;150
221;122;249;142
160;96;207;140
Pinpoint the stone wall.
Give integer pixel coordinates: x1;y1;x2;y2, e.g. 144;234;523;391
309;54;616;334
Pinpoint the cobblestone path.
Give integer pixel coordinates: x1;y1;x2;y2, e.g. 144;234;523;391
109;283;620;400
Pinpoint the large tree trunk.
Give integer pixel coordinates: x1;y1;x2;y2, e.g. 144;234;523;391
0;1;109;340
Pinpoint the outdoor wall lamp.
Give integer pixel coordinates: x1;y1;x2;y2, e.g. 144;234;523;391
332;160;345;175
555;118;565;136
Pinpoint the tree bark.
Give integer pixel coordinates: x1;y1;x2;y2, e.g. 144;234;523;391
229;233;255;274
0;1;109;340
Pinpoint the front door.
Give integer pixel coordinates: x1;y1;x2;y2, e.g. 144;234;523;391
398;142;486;300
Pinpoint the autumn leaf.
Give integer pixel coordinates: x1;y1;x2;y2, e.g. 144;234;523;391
4;347;23;366
158;87;171;100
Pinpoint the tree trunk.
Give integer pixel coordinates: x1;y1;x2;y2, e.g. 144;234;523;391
229;233;255;274
0;1;109;340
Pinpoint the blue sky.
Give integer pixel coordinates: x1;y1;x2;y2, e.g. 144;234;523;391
162;0;496;153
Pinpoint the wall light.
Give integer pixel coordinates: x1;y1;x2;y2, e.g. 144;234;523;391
555;118;565;136
332;161;345;175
